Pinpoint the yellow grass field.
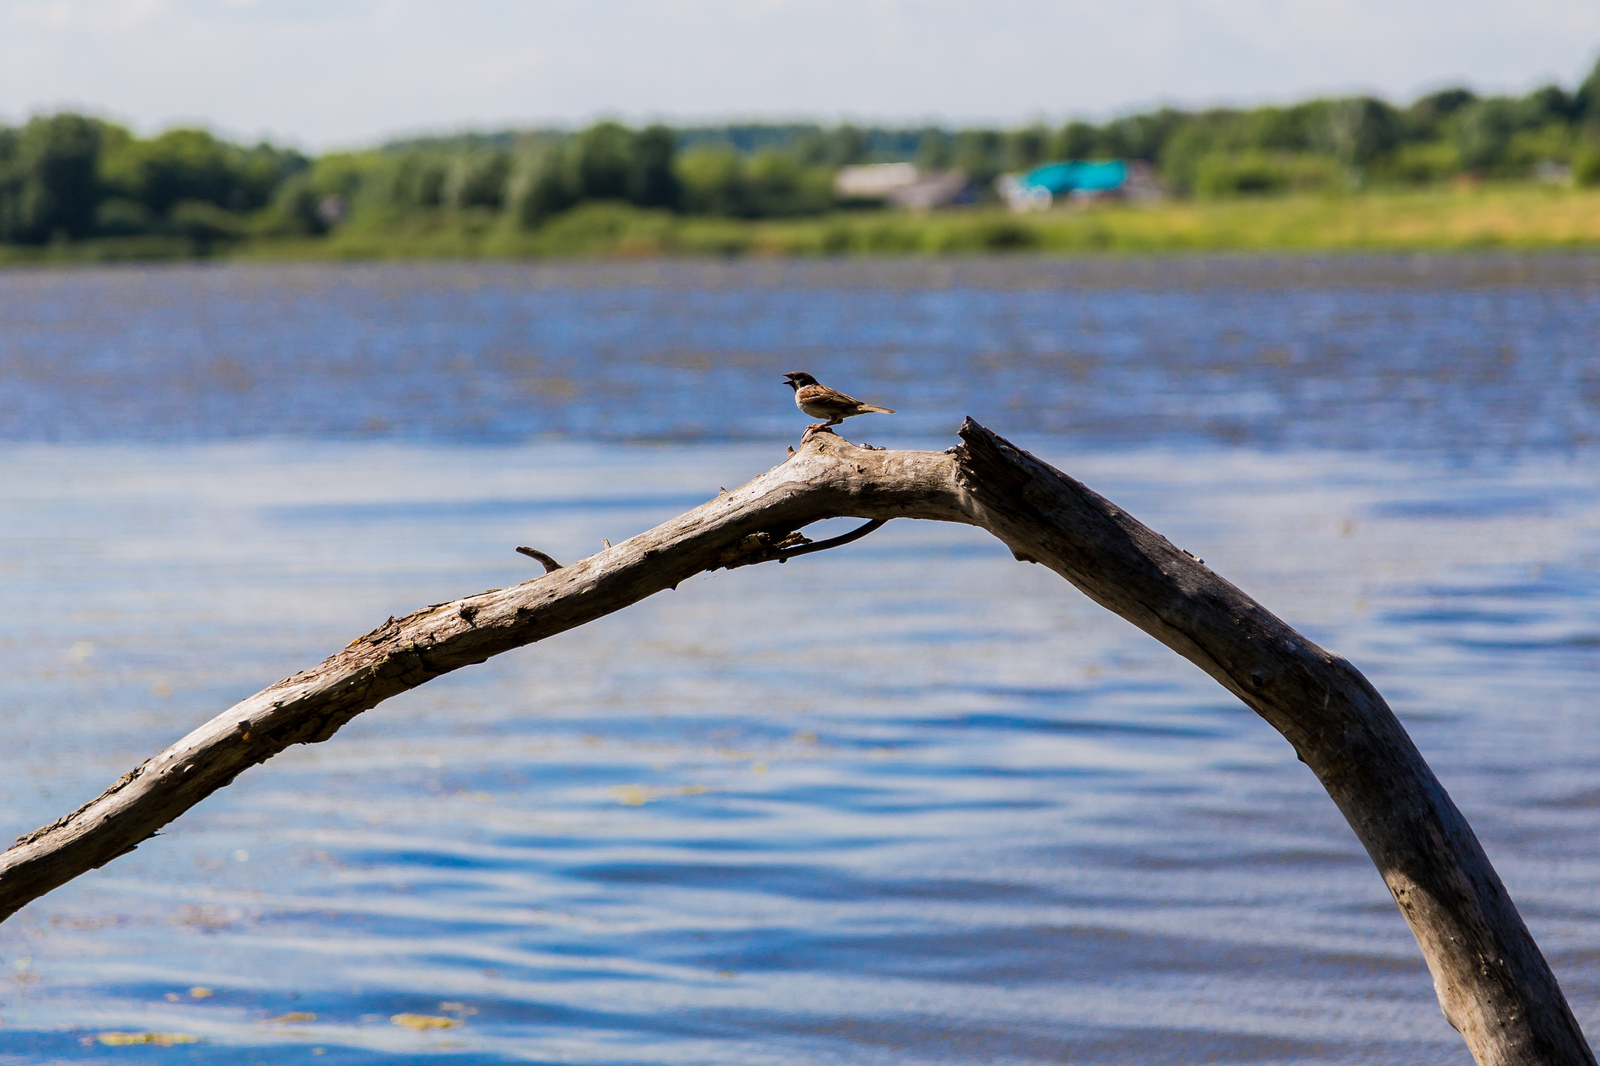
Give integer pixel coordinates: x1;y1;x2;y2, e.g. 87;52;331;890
272;182;1600;258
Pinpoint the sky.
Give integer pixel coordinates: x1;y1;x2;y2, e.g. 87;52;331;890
2;0;1599;150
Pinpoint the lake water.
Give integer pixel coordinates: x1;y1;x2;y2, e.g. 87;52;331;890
1;257;1598;1064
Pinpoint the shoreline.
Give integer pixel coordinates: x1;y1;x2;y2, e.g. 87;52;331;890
2;185;1599;267
5;248;1600;293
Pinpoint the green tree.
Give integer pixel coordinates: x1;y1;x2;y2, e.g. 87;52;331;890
449;150;512;209
513;122;681;224
103;129;234;215
1407;88;1477;139
308;151;386;201
1577;55;1600;120
675;145;746;216
169;200;244;250
0;126;22;242
3;114;104;243
1050;121;1097;160
742;150;832;216
915;127;951;169
1574;144;1600;186
1005;124;1049;170
745;150;800;214
1316;97;1402;167
831;125;868;166
1453;98;1521;172
1156;120;1221;192
387;152;451;208
1098;109;1186;161
568;122;636;201
789;128;833;166
514;148;577;228
1372;140;1461;185
952;130;1003;189
259;174;327;236
631;125;680;208
1193;151;1342;198
1525;85;1577;124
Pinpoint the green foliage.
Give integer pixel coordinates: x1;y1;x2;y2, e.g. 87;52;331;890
1575;145;1600;187
513;148;577;228
1;114;104;243
1502;124;1576;171
1051;121;1098;161
1315;97;1403;166
101;128;303;219
915;128;952;169
832;125;868;166
502;124;685;227
1526;85;1578;124
952;130;1004;191
673;145;832;218
632;125;680;208
1097;109;1187;161
1578;57;1600;120
309;151;385;201
384;152;452;209
168;200;245;248
521;201;678;256
1194;151;1343;198
675;145;745;216
746;151;833;216
258;175;327;236
448;150;512;209
93;197;152;237
567;122;635;201
1453;98;1523;172
1407;89;1478;139
1373;141;1461;185
1005;125;1050;171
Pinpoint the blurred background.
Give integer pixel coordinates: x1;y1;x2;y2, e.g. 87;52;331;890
2;1;1600;256
2;4;1600;1065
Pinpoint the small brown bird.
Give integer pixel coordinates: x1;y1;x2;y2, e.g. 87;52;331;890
783;372;896;431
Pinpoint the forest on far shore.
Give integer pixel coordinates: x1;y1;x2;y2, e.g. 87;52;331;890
3;54;1600;257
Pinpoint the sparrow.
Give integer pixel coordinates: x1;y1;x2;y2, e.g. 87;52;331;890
782;372;896;431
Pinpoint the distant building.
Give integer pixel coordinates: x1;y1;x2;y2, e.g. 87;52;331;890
835;163;920;200
834;163;972;210
998;160;1163;210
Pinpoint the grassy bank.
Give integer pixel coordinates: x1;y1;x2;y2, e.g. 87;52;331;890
5;183;1600;265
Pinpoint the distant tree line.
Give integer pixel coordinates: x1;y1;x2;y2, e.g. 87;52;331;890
0;116;308;246
3;55;1599;249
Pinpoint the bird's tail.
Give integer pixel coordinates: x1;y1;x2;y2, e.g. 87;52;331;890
858;405;895;414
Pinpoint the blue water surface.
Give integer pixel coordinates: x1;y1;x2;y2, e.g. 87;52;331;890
1;256;1598;1065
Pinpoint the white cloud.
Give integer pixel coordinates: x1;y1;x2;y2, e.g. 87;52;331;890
0;0;1595;148
11;0;174;32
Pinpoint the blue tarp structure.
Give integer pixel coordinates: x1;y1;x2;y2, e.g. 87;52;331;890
1017;160;1128;194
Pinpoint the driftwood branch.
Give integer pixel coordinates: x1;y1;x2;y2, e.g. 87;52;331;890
1;421;1590;1066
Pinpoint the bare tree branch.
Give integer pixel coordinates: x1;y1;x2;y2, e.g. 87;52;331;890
0;421;1589;1066
514;546;564;572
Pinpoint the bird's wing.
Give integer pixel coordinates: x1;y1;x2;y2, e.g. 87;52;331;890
800;385;862;410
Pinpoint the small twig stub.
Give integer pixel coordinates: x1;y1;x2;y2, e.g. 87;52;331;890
515;547;563;573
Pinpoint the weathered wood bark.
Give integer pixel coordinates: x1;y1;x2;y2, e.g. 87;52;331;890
1;421;1590;1066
